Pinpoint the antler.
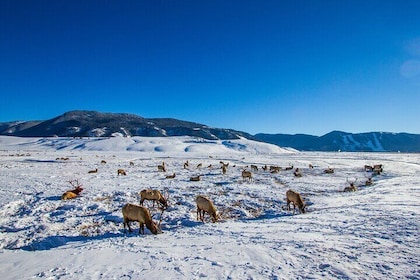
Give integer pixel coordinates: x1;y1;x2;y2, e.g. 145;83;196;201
68;179;82;188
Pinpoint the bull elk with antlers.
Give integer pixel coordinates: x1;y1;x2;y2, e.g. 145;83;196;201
61;179;84;200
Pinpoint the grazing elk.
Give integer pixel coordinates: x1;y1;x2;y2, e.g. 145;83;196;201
88;168;98;174
344;178;358;192
286;189;306;214
158;162;166;172
195;195;218;223
122;203;160;235
139;189;168;209
61;179;84;200
117;169;127;176
241;170;252;181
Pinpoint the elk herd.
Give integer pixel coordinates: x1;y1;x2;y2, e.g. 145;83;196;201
59;156;384;235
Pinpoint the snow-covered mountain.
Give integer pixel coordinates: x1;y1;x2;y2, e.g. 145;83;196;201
1;111;419;152
255;131;420;152
0;110;255;140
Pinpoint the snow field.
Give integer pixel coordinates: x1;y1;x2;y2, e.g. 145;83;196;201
0;136;419;279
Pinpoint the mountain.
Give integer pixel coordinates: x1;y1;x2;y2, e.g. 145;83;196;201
255;131;420;152
0;110;255;140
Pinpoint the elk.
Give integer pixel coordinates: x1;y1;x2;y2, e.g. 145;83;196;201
285;165;294;171
61;179;84;200
165;173;176;179
158;162;166;172
197;163;203;169
139;189;168;209
373;164;383;175
365;173;373;186
101;160;107;164
129;161;134;166
270;166;281;173
220;162;229;174
364;165;374;172
122;203;160;235
195;195;218;223
242;170;252;181
324;168;334;174
262;165;268;171
190;175;201;181
88;168;98;174
286;189;306;214
183;161;189;169
117;169;127;176
222;164;228;175
293;168;302;177
344;178;358;192
309;164;314;169
251;165;258;172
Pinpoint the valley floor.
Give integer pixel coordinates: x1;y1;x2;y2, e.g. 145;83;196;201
0;137;419;279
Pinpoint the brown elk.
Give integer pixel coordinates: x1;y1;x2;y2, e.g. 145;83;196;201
270;166;281;173
129;161;134;166
286;189;306;214
324;168;334;174
117;169;127;176
344;178;358;192
61;179;84;200
220;162;229;175
364;165;374;172
373;164;383;175
285;165;294;171
88;168;98;174
165;173;176;179
293;168;302;177
158;162;166;172
139;189;168;209
190;175;201;181
195;195;218;223
241;170;252;181
122;204;160;235
365;173;373;186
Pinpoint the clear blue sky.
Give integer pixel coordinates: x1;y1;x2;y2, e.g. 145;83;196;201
1;1;419;136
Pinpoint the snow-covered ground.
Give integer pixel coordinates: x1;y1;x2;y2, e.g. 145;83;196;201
0;136;419;279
